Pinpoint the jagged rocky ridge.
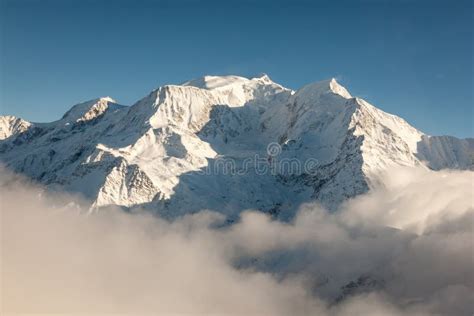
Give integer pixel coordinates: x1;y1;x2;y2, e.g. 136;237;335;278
1;74;472;218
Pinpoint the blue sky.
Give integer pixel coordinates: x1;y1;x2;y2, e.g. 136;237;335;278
0;0;472;137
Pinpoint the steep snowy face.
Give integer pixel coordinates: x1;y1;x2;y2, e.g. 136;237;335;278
257;79;426;207
0;116;31;140
417;135;474;170
0;75;472;215
61;97;122;124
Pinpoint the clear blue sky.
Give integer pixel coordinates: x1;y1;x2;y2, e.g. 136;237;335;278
0;0;472;137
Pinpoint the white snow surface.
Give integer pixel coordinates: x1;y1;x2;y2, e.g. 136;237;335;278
0;116;31;140
0;75;472;217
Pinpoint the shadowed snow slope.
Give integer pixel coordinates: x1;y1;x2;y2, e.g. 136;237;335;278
0;74;472;216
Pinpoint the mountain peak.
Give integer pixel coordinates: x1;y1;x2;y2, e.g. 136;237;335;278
0;115;31;140
329;78;352;99
295;78;352;100
182;75;250;90
61;97;121;123
181;73;282;91
251;72;272;82
98;96;116;103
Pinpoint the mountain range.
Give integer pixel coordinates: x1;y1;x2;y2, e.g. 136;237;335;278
1;74;472;219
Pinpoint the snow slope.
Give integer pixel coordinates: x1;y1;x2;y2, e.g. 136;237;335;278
0;116;31;140
0;75;472;217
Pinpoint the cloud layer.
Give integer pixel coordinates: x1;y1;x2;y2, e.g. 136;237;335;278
1;167;473;315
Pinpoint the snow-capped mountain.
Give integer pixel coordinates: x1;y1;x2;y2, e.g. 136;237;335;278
1;74;472;218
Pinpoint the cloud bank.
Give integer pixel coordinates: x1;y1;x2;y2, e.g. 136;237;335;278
1;167;473;315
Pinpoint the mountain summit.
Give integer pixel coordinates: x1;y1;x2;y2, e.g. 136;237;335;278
1;75;472;218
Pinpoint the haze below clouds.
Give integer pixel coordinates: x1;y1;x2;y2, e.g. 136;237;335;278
1;167;473;315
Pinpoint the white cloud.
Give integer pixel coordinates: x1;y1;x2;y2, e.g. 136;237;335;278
1;167;473;315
